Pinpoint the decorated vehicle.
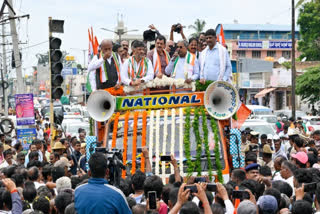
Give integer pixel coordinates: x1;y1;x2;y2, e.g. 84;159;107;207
87;80;241;182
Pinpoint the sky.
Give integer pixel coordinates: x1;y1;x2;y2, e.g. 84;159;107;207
4;0;301;76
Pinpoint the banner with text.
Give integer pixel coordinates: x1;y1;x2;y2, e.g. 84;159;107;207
238;41;292;49
17;128;37;150
15;94;35;126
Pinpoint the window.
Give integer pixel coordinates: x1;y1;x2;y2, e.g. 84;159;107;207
237;50;246;58
267;51;276;57
232;33;240;39
252;51;261;59
282;51;291;59
249;73;263;80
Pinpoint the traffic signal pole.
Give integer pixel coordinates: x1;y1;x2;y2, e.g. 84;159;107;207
48;17;54;148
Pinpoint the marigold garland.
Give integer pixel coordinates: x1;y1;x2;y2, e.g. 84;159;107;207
184;107;193;176
210;118;224;183
141;111;147;172
192;107;202;176
104;85;124;96
122;111;130;178
131;111;139;175
201;108;213;180
111;112;120;149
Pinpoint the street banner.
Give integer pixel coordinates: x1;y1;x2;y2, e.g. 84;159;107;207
17;128;37;150
15;94;35;126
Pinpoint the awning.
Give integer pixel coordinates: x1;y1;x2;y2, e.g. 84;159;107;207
254;88;276;98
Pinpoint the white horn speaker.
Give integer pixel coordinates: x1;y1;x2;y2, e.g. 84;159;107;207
87;90;115;122
204;81;239;120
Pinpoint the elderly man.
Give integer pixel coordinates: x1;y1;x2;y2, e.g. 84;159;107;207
199;29;232;83
147;35;170;78
88;39;122;91
165;40;199;83
121;41;154;87
121;40;130;60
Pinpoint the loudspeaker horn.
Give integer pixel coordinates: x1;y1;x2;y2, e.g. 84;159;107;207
87;90;115;122
204;81;239;120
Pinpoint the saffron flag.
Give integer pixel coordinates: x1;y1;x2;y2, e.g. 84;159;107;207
86;27;99;93
217;24;226;46
231;103;252;129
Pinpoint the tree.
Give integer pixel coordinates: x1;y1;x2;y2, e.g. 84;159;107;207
297;1;320;60
188;19;206;38
36;51;69;65
296;66;320;105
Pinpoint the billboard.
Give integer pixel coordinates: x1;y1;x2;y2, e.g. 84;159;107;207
15;94;35;126
17;128;37;150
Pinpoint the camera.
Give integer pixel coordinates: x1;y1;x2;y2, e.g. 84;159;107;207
173;23;182;33
95;147;126;187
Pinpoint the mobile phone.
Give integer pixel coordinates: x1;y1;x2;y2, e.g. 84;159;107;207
206;183;217;192
160;155;171;162
194;177;206;183
304;182;317;192
184;185;198;193
137;147;142;153
148;191;157;210
232;190;250;200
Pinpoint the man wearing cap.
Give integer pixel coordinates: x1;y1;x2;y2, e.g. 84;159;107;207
52;141;66;157
273;135;287;161
245;163;260;181
291;152;308;168
260;144;275;172
267;134;273;147
257;195;278;214
237;200;257;214
243;131;259;155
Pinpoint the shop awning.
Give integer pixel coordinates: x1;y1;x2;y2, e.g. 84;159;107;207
254;88;276;98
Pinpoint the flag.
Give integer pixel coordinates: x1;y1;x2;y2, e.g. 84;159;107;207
217;24;226;46
88;28;94;64
232;103;252;129
94;36;99;55
86;27;98;93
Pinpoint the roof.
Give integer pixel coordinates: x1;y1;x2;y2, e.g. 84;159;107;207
217;24;300;32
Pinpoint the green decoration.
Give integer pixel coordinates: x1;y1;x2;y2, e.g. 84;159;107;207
192;107;202;176
195;80;214;91
184;107;193;176
201;107;213;180
89;118;94;136
210;118;224;183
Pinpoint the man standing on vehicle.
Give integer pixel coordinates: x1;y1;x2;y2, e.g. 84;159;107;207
88;39;122;91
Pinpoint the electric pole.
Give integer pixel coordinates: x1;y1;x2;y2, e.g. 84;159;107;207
291;0;296;120
2;24;8;119
7;0;23;94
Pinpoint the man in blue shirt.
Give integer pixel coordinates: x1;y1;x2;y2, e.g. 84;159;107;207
75;152;131;214
199;29;232;83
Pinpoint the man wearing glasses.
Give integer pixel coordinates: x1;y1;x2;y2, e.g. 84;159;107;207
165;40;200;84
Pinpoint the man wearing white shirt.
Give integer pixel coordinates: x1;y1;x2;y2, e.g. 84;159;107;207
280;160;296;196
121;41;154;87
88;39;122;91
165;40;199;83
36;124;44;140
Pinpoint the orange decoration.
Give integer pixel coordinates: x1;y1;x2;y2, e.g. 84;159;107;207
111;112;120;149
141;111;147;172
122;111;130;178
131;111;139;175
104;86;124;96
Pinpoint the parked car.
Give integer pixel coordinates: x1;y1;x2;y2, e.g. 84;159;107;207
240;119;276;143
301;116;320;133
274;110;307;120
246;105;273;116
62;121;89;137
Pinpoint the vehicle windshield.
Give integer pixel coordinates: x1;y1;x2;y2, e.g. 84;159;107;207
108;115;225;174
310;118;320;125
263;117;277;123
65;124;89;135
241;124;275;136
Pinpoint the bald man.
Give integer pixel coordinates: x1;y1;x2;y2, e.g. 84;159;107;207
88;40;122;91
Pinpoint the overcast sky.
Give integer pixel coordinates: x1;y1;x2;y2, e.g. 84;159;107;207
6;0;300;76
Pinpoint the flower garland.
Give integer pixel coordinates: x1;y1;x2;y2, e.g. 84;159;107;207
141;111;147;172
155;110;161;176
201;107;213;180
162;109;168;183
149;111;155;164
111;112;120;149
170;109;176;174
210;118;224;183
123;76;196;93
193;107;202;176
179;108;184;174
89;118;94;136
184;107;193;176
122;111;130;178
104;85;124;96
131;111;139;175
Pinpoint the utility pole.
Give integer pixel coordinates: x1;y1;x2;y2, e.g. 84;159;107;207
291;0;296;120
2;24;8;120
7;0;23;94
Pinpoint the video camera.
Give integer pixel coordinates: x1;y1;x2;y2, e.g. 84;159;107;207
95;147;126;187
172;23;182;33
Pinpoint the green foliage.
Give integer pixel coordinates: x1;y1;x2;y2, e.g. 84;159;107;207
297;1;320;61
192;107;202;176
184;107;193;176
282;61;292;70
296;66;320;104
210;118;223;183
36;51;70;65
188;19;206;38
195;80;214;91
201;107;213;180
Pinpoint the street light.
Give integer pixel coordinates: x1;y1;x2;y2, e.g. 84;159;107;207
100;27;138;43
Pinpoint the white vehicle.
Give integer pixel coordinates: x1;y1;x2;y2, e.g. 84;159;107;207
302;116;320;133
62;121;89;137
274;110;307;120
251;115;278;127
246;105;273;116
240;119;276;138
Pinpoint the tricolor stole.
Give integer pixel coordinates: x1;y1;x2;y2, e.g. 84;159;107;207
99;52;121;82
116;92;204;111
172;51;196;78
127;56;149;80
